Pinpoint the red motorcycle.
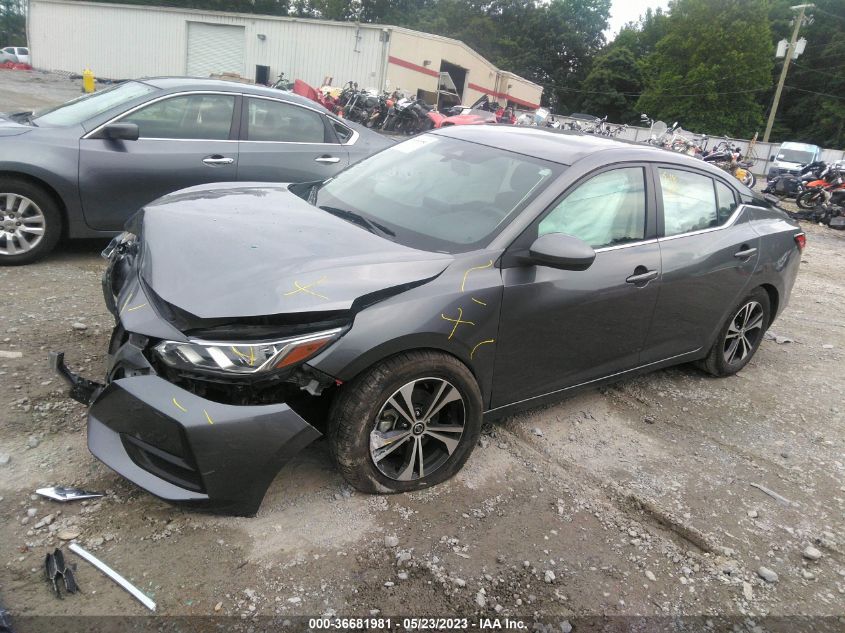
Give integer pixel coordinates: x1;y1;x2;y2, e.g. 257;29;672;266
796;163;845;209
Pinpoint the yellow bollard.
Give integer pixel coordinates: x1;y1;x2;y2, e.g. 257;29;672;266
82;68;95;93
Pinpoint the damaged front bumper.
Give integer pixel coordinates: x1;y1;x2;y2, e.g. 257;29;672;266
53;353;321;516
51;249;324;516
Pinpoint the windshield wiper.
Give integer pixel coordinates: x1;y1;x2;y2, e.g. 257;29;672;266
319;206;395;238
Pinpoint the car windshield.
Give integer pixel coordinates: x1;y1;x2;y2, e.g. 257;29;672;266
315;134;562;253
777;148;815;164
32;81;157;127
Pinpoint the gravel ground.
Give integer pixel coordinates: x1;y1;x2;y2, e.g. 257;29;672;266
1;70;844;632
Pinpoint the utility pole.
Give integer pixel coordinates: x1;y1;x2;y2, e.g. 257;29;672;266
763;4;813;142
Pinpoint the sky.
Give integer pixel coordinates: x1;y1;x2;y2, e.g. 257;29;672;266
606;0;670;37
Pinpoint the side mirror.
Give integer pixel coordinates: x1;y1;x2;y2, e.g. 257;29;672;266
769;155;776;161
102;123;139;141
525;233;596;271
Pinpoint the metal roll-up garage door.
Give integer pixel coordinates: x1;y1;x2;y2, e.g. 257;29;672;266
186;22;245;78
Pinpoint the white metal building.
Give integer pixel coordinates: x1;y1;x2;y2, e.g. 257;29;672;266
27;0;543;109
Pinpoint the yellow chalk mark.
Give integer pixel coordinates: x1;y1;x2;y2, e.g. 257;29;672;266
470;339;495;359
231;345;255;367
471;297;487;306
460;260;493;292
172;398;187;413
126;303;147;313
204;409;214;425
441;307;475;340
284;277;328;300
118;292;134;315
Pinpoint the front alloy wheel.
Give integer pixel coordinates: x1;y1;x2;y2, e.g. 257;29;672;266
370;377;465;481
0;179;62;265
329;351;482;494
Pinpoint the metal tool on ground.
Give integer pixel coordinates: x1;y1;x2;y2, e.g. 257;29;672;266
44;549;79;599
68;543;156;611
36;486;104;502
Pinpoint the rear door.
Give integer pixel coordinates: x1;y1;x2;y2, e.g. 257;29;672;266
79;92;240;230
640;165;760;363
236;96;349;183
493;165;661;407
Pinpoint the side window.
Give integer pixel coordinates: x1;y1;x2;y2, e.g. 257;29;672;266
120;94;235;140
539;167;646;249
331;120;353;144
715;180;738;224
245;98;326;143
659;168;719;236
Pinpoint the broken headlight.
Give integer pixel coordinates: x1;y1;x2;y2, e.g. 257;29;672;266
153;328;343;375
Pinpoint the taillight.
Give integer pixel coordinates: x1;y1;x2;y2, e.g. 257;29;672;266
794;232;806;251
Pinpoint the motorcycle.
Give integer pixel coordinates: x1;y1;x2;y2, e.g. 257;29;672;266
795;162;845;209
763;160;827;199
271;72;293;91
703;141;756;188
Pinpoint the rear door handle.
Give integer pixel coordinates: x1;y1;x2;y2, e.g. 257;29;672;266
202;155;234;166
626;269;659;284
734;246;758;259
315;155;340;164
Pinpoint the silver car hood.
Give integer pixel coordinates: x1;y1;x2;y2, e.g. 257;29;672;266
137;184;453;319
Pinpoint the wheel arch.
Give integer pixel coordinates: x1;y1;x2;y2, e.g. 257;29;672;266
319;335;489;404
0;170;68;236
759;282;780;326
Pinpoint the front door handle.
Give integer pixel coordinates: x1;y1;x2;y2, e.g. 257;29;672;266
202;155;234;166
626;268;659;284
315;155;340;164
734;246;758;259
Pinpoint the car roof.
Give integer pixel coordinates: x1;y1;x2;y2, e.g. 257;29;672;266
431;125;751;189
138;76;329;113
431;125;665;165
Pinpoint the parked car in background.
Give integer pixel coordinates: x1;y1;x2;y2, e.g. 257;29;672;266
1;46;29;64
0;77;392;264
52;126;804;516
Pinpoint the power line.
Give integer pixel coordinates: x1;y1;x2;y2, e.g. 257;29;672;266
784;85;845;101
812;6;845;24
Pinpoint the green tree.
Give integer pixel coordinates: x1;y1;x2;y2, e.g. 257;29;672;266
568;7;667;117
636;0;773;138
0;0;26;45
578;45;642;121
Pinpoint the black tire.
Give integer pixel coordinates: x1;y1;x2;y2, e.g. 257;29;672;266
328;350;483;494
796;189;824;210
0;177;62;265
698;287;771;377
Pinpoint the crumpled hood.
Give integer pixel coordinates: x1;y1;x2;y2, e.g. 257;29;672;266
137;183;453;319
0;114;33;136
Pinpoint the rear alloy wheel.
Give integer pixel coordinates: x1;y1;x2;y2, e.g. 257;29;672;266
699;287;770;377
0;180;62;265
328;351;482;493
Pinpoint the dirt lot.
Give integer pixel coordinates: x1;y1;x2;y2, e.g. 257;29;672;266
1;69;844;632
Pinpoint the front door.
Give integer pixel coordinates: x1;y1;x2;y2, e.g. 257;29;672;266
493;166;661;408
236;96;349;183
79;92;239;230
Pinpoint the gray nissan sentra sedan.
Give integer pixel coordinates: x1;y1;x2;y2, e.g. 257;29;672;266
53;126;804;516
0;77;391;264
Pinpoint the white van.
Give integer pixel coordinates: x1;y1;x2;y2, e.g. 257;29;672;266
768;141;822;177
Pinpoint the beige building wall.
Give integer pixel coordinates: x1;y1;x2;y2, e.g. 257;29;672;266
386;29;542;109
